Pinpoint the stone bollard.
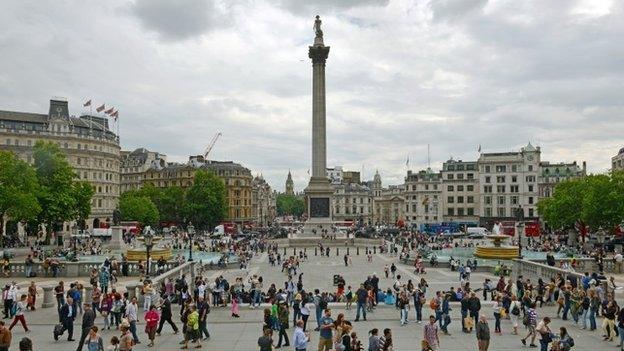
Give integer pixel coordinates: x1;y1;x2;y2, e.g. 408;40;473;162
41;285;55;308
315;247;317;256
293;247;296;256
347;247;350;255
283;247;286;256
84;285;93;304
337;248;339;256
357;247;359;255
304;248;307;254
373;246;377;254
126;283;138;301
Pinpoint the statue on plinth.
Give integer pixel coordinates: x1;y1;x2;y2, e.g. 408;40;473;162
113;208;121;226
314;15;323;38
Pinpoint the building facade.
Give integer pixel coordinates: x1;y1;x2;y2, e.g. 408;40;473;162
441;159;479;224
332;183;372;223
0;99;120;230
538;161;586;199
285;171;294;195
477;143;540;225
613;147;624;171
326;166;343;185
403;168;443;226
120;148;166;193
252;175;276;227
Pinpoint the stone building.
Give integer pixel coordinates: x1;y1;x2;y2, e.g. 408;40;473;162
538;161;586;198
332;183;372;223
252;175;276;226
0;98;120;230
326;166;343;185
612;147;624;171
477;143;540;225
120;148;166;193
403;168;443;226
441;159;479;224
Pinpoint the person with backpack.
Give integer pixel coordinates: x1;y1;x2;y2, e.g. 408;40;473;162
8;295;28;333
509;295;521;335
521;302;538;348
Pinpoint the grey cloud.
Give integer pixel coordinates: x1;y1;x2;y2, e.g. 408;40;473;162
130;0;221;40
429;0;488;22
273;0;389;15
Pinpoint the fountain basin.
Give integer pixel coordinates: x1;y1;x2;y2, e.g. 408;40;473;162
474;246;519;259
126;248;172;261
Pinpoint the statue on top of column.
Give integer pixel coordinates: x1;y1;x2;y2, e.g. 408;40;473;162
314;15;323;38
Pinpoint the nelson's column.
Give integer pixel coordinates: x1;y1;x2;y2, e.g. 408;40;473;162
303;15;334;237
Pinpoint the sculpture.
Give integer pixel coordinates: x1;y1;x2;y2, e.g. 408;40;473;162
314;15;323;38
112;208;121;226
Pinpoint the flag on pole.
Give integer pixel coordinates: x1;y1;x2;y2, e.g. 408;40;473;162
83;99;91;107
96;104;105;113
478;144;482;152
104;107;114;115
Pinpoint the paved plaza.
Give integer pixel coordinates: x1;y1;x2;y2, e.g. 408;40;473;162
2;250;623;350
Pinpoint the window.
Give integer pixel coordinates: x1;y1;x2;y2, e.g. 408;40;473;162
467;208;474;216
528;165;533;171
496;165;506;172
467;173;474;180
528;185;534;192
14;139;19;146
447;185;454;192
512;175;517;183
467;185;474;191
512;165;518;172
497;196;505;205
433;184;438;190
457;173;464;180
457;196;464;203
485;165;491;173
484;196;492;205
529;197;534;204
510;185;519;193
485;207;492;217
457;185;464;191
511;196;519;205
497;207;506;217
526;175;536;182
457;208;465;216
484;185;492;193
447;196;454;203
497;176;505;183
425;185;429;190
497;185;505;192
448;208;455;216
485;176;491;183
529;208;534;217
4;139;10;145
447;174;454;180
467;196;474;203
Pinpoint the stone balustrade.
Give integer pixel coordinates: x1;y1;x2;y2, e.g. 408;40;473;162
512;258;585;285
7;260;181;278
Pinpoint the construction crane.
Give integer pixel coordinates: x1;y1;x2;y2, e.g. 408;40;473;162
203;132;222;160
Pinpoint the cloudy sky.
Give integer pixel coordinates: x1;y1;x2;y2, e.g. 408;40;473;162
1;0;622;191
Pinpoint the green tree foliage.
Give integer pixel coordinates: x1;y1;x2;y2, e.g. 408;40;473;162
33;141;93;240
0;151;41;241
159;186;186;224
538;171;624;233
276;194;305;217
119;192;159;226
185;170;227;231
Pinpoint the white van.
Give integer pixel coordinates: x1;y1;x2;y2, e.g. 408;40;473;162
466;227;489;238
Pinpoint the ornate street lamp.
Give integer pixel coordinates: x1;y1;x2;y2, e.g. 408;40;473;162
187;222;195;262
144;230;154;279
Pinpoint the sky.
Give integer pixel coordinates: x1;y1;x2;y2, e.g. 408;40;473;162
1;0;622;192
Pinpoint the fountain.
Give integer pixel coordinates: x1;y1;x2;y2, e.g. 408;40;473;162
473;223;519;259
125;226;172;261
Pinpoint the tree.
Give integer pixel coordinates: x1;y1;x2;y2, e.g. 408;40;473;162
276;194;305;217
119;193;159;226
0;151;41;244
72;181;95;230
537;179;585;230
159;186;186;224
33;141;83;241
185;170;227;231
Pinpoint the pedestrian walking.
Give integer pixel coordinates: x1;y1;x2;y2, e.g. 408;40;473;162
55;296;76;341
292;319;309;351
83;326;104;351
8;295;29;332
76;302;96;351
126;297;140;345
156;296;179;335
423;315;440;351
144;304;159;347
476;315;490;351
318;309;334;351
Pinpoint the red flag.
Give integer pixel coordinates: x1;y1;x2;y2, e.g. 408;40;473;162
96;104;105;112
104;107;114;115
83;99;91;107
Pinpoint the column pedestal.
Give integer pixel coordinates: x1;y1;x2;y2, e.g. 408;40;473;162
41;285;55;308
109;226;125;250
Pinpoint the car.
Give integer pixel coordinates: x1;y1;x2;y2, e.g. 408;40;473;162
467;233;485;239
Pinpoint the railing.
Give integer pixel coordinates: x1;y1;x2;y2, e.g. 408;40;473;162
7;260;181;278
512;259;585;285
125;261;196;304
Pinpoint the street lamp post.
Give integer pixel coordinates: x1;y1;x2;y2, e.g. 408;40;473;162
144;231;154;280
187;222;195;262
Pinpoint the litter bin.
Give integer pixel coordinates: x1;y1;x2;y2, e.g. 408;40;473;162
333;274;340;286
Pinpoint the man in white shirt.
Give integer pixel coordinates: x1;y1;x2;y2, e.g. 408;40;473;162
614;251;623;273
292;319;309;351
126;297;140;344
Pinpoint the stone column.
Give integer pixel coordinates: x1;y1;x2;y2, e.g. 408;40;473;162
41;285;55;308
109;226;125;250
310;45;329;178
84;285;93;304
126;284;138;300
